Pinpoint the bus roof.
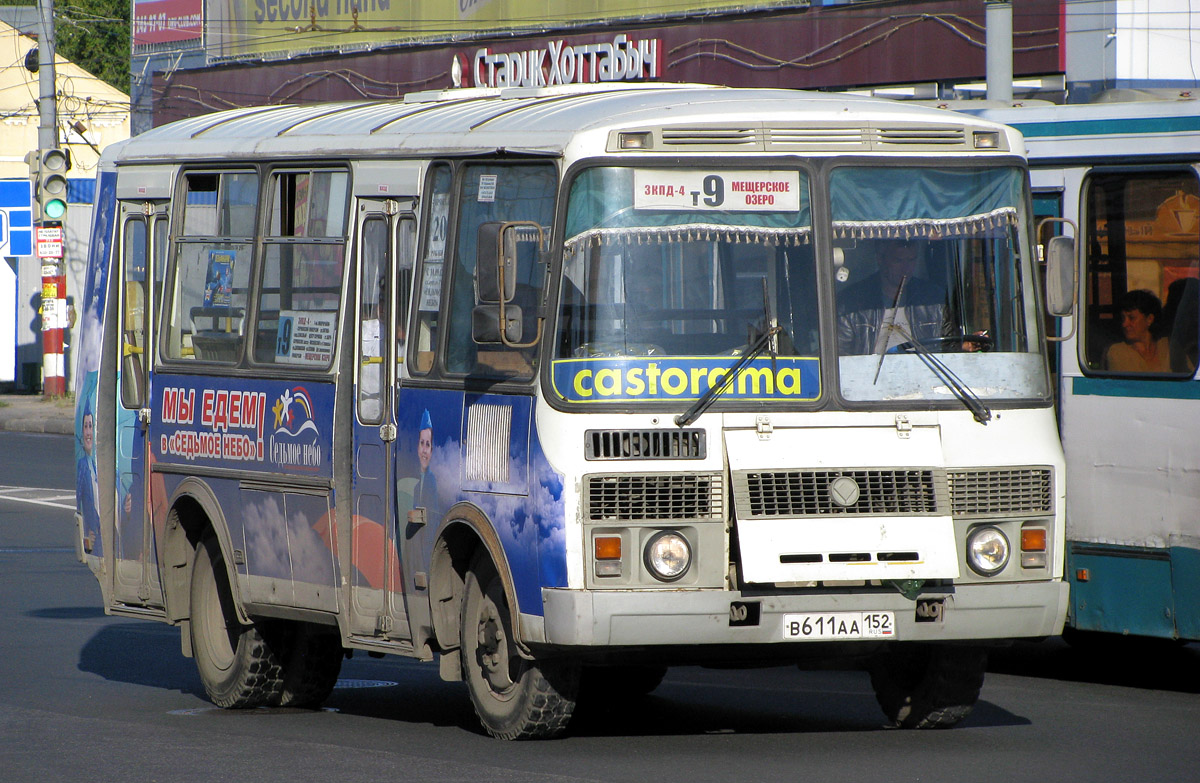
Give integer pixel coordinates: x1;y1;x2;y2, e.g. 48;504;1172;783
109;84;1019;165
956;97;1200;164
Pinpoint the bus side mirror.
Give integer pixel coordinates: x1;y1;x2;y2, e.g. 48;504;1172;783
476;221;517;304
472;304;523;344
473;221;546;348
1045;235;1076;317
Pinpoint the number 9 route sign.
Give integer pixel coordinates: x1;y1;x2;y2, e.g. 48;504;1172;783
633;169;800;212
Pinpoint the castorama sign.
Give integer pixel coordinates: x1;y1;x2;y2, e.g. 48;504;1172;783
455;33;662;88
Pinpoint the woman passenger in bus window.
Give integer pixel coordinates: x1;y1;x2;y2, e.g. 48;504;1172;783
1106;289;1171;373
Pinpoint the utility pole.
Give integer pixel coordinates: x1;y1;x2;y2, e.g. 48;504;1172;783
35;0;67;397
985;0;1014;103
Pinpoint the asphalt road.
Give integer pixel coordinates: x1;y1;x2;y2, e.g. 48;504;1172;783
3;431;1199;782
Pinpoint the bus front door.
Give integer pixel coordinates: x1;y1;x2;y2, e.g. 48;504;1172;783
347;203;412;642
112;201;168;611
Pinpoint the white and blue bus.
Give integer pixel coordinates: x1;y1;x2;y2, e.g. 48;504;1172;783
75;84;1068;738
970;96;1200;642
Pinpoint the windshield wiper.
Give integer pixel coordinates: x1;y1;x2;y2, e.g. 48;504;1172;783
675;324;782;427
890;324;992;425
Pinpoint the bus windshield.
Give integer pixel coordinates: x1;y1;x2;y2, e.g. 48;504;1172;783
554;164;1047;407
832;165;1048;403
554;166;820;405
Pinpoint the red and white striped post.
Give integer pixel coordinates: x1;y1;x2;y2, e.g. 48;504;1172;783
38;226;67;397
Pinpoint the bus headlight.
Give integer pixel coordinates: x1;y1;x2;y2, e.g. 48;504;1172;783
644;530;691;582
966;526;1010;576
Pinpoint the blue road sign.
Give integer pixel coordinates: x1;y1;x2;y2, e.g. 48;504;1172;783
0;180;33;257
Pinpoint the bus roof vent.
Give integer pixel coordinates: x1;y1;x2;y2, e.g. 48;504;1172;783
766;127;868;150
877;126;967;146
585;429;707;460
660;127;760;148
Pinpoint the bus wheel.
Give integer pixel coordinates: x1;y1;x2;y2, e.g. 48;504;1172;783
278;624;344;708
460;553;579;740
189;536;284;708
868;644;986;729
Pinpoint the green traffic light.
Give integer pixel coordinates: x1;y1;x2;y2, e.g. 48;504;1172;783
43;198;66;220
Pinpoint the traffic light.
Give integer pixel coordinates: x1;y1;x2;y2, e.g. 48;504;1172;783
35;148;70;223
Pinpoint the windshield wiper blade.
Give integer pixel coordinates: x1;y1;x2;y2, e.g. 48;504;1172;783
891;325;992;425
675;325;782;427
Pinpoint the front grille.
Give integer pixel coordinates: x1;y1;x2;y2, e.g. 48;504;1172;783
586;473;723;521
585;429;706;460
948;467;1053;517
734;469;944;518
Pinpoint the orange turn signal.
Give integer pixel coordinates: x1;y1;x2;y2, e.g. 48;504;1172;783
1020;527;1047;552
594;535;622;561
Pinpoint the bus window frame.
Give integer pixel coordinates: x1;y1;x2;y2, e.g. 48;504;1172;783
118;214;150;410
249;164;351;372
441;159;558;384
158;167;260;369
408;160;456;379
1076;164;1200;380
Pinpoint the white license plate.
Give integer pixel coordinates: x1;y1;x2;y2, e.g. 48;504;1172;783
782;611;895;640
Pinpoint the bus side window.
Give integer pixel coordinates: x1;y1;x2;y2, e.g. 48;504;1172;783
358;216;388;423
411;163;452;375
120;218;148;408
445;162;555;378
396;215;416;377
164;171;257;363
253;169;349;368
1081;170;1200;376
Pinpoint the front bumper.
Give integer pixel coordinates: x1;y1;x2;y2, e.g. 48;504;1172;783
539;580;1068;647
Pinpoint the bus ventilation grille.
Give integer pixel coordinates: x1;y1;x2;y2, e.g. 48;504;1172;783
734;469;945;518
660;127;758;146
584;429;706;460
946;467;1053;518
877;127;966;145
585;473;723;521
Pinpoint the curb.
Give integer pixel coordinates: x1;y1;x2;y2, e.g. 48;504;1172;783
0;417;75;436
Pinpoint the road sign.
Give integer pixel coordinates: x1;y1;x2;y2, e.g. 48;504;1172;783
0;180;33;257
35;224;62;259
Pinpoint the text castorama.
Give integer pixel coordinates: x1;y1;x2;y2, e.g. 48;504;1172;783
471;34;660;88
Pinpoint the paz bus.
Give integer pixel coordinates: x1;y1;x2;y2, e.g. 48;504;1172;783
74;84;1068;739
968;96;1200;642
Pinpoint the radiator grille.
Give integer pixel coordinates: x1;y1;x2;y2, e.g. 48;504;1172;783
947;467;1053;517
585;429;706;460
734;469;944;518
586;473;723;521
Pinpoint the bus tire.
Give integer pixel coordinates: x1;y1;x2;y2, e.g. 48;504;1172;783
460;553;579;740
868;644;986;729
278;624;344;708
189;536;284;708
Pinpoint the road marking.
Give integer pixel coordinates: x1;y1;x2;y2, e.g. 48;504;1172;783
0;485;75;510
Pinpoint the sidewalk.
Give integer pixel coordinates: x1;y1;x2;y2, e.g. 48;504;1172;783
0;394;75;436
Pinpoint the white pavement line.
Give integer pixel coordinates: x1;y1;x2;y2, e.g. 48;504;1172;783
0;490;75;511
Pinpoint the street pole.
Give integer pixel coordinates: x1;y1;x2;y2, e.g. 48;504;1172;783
37;0;66;397
985;0;1014;103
